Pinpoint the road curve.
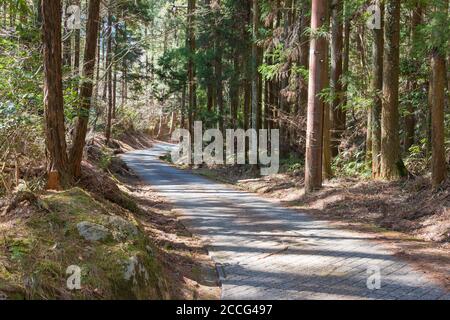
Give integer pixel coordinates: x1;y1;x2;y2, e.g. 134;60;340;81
121;143;449;300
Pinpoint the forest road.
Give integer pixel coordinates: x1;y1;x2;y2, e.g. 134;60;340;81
121;143;449;300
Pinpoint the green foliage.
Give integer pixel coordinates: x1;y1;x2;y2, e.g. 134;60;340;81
404;138;432;176
155;48;188;94
332;150;372;179
280;155;304;173
260;44;285;81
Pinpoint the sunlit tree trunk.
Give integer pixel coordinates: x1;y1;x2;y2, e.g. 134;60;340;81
371;0;384;179
305;0;329;192
380;0;403;180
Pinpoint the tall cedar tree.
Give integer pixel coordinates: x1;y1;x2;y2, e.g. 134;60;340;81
380;0;403;180
430;0;449;187
371;0;384;178
42;0;70;189
305;0;329;192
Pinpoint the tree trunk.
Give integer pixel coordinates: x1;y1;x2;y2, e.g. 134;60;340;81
69;0;101;178
251;0;260;131
430;0;449;187
380;0;402;180
105;9;113;145
371;0;384;179
214;0;224;132
62;0;72;67
187;0;197;138
341;11;350;116
73;0;81;84
113;68;117;119
42;0;70;189
298;0;310;115
431;52;447;187
330;0;344;157
404;3;422;152
305;0;329;192
181;85;187;130
230;53;240;129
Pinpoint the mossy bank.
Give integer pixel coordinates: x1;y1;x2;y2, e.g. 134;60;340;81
0;188;171;300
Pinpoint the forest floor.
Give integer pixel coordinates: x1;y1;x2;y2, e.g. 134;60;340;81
0;132;220;300
186;164;450;290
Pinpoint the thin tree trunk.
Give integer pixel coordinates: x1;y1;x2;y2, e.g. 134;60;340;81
341;10;350;115
181;85;187;130
330;0;344;157
187;0;197;138
404;3;422;151
73;0;81;85
214;0;224;132
69;0;101;178
113;68;117;119
298;0;310;115
371;0;384;179
230;53;240;129
105;8;113;145
251;0;260;131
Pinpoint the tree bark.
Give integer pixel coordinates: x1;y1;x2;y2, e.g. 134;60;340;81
341;11;350;118
431;52;447;187
305;0;329;192
73;0;81;80
298;0;310;115
251;0;261;131
214;0;224;132
42;0;70;189
371;0;384;179
105;8;113;145
69;0;101;178
430;0;449;187
380;0;402;180
187;0;197;138
330;0;344;157
404;3;422;152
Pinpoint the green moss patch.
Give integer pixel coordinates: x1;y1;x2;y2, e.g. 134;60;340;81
0;188;171;300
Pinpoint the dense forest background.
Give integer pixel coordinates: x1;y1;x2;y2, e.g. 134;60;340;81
0;0;449;193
